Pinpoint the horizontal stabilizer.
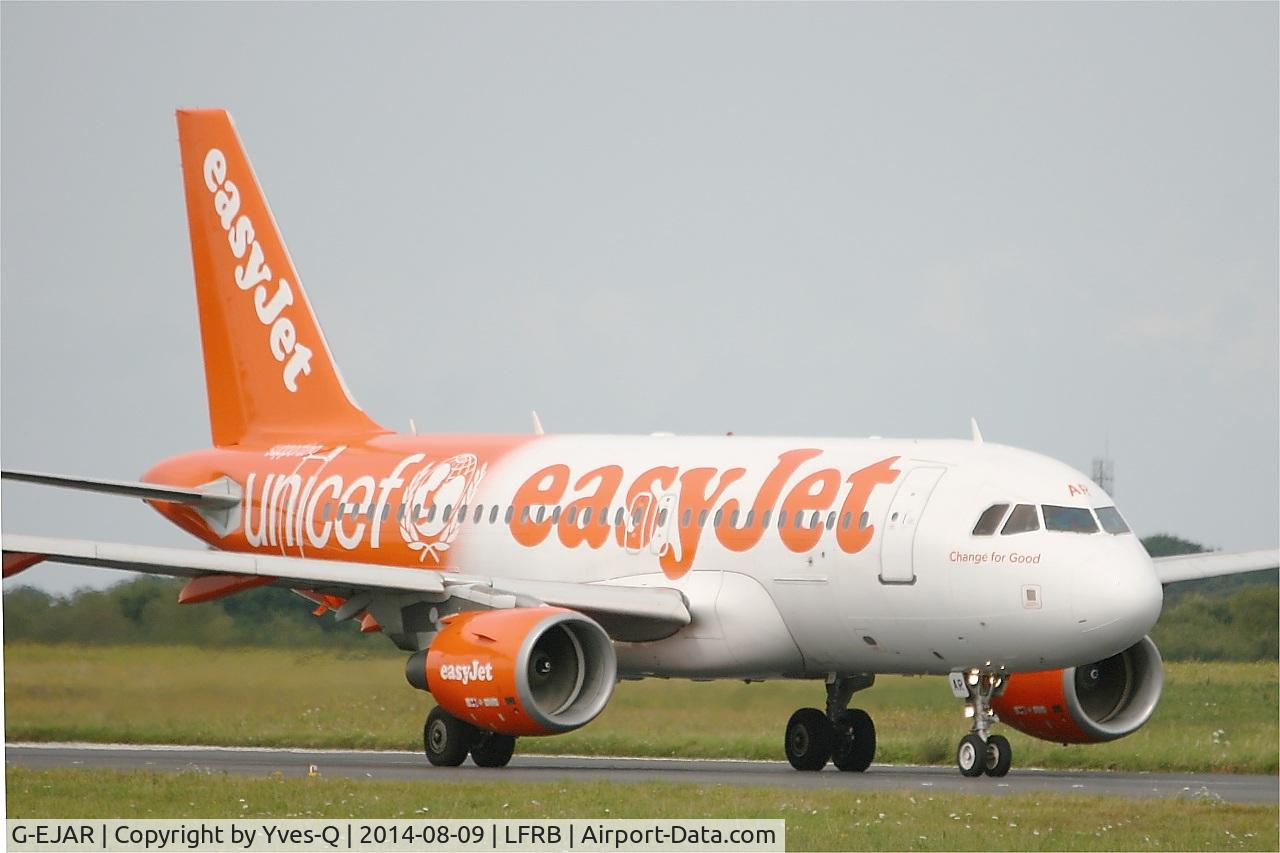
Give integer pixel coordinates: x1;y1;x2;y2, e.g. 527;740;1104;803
178;574;274;604
3;552;45;578
2;469;239;508
1152;549;1279;585
1;533;445;595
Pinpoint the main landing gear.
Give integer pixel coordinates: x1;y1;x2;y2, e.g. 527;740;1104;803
951;669;1012;778
423;706;517;768
784;674;876;772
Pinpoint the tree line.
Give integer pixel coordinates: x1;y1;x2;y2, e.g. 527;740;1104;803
3;534;1275;660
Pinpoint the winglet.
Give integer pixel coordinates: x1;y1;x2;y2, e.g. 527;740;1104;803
531;410;545;435
970;417;984;445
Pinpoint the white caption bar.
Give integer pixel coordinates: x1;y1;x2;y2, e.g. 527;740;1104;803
7;820;785;852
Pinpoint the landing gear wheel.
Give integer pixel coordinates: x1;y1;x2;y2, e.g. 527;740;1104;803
471;733;517;768
983;734;1012;777
423;706;476;767
831;709;876;772
785;708;834;771
956;733;986;777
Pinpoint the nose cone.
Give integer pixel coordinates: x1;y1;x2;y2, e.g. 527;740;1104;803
1074;553;1163;654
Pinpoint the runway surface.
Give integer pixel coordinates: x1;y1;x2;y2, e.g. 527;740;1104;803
6;743;1276;804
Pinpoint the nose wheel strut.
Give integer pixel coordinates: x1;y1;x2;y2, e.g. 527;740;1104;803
951;669;1012;778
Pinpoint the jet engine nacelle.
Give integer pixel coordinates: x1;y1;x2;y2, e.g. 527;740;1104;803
406;607;617;737
991;636;1164;744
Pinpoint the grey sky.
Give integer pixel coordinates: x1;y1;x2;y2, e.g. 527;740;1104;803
3;2;1277;596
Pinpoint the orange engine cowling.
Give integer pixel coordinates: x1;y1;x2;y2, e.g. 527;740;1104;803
992;636;1164;744
406;607;617;737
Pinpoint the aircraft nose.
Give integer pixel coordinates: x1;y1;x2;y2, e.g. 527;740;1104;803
1073;555;1163;650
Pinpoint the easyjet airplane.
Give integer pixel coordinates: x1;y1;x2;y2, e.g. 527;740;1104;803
4;110;1276;777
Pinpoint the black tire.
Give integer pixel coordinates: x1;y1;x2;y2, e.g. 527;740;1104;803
832;708;876;772
956;733;986;777
471;733;517;768
983;734;1012;777
423;706;475;767
784;708;834;771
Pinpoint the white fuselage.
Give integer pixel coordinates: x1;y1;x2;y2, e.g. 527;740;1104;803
350;435;1165;680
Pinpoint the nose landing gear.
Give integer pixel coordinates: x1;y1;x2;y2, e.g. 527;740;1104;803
950;669;1012;778
784;674;876;772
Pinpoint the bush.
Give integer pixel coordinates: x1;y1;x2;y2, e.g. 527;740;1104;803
3;578;370;649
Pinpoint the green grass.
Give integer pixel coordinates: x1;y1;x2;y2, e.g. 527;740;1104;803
5;767;1277;851
3;644;1277;773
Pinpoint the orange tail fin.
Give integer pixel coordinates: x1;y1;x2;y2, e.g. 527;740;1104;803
176;109;385;446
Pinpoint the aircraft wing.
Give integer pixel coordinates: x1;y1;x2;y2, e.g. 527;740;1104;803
0;534;690;642
1151;549;1279;585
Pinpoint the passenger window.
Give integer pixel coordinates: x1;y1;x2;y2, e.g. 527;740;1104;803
698;509;709;528
442;505;454;523
859;511;869;530
505;505;514;524
972;504;1010;536
520;506;530;523
777;511;787;529
841;511;852;529
535;506;547;523
761;510;773;528
382;504;391;522
826;511;836;530
632;507;644;525
458;504;468;522
614;508;625;525
551;506;562;524
581;507;593;525
1001;504;1040;535
745;510;755;527
1095;506;1131;534
793;513;804;529
682;509;692;528
731;510;740;527
1043;505;1098;534
426;505;437;522
321;502;332;520
810;511;821;529
565;506;578;525
413;504;423;520
474;505;483;523
397;503;406;521
490;505;500;524
714;509;724;527
657;508;668;527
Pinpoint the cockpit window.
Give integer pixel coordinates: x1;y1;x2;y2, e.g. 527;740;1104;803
1043;505;1099;533
1001;504;1040;535
972;504;1010;536
1095;506;1131;534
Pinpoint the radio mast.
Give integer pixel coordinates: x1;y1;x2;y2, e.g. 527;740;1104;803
1091;443;1115;497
